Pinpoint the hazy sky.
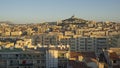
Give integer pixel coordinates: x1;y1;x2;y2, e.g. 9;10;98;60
0;0;120;23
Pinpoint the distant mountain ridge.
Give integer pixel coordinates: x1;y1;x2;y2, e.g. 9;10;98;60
0;21;13;24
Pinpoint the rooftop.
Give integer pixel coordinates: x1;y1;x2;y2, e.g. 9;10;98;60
108;48;120;60
69;52;97;63
69;60;89;68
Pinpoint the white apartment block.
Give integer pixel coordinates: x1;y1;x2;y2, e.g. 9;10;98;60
62;37;109;56
32;34;110;56
94;37;109;56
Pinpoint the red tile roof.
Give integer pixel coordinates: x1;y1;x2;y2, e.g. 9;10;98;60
109;52;119;60
70;51;96;62
70;52;96;59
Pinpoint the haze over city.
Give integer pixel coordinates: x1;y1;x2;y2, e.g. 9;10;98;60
0;0;120;68
0;0;120;24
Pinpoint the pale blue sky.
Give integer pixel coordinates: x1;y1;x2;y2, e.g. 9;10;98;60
0;0;120;23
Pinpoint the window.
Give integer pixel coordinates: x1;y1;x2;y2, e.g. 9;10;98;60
59;53;65;58
87;45;92;46
80;41;85;43
80;48;84;49
113;60;116;63
41;54;45;59
37;66;40;68
41;66;45;68
37;60;41;63
80;44;84;46
41;60;45;63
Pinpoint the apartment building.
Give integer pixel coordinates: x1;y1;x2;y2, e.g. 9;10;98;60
0;45;69;68
109;35;120;47
94;37;109;56
33;34;110;56
101;48;120;68
32;33;58;45
60;36;109;56
0;48;46;68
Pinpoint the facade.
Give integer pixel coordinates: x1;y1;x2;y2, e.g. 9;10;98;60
0;48;46;68
109;35;120;47
75;37;95;52
0;45;69;68
101;48;120;68
95;37;109;56
61;37;109;56
33;35;110;56
32;34;58;45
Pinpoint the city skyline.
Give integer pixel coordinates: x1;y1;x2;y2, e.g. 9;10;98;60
0;0;120;24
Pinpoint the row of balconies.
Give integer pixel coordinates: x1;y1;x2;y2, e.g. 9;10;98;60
0;54;45;59
0;59;46;67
